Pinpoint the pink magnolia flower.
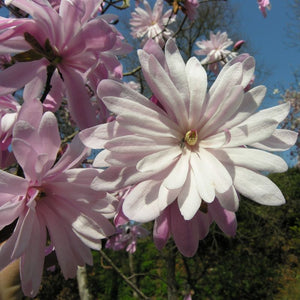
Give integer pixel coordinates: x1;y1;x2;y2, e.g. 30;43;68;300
80;39;297;240
258;0;271;17
0;0;130;129
0;98;116;297
195;31;237;75
106;221;149;254
130;0;176;47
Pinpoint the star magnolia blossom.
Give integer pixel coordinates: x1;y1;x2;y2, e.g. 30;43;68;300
130;0;175;47
0;99;116;297
0;0;130;129
80;39;297;237
195;31;237;75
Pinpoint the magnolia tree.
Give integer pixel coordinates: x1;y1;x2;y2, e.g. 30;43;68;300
0;0;298;299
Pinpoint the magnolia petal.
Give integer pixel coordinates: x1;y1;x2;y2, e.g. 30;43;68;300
0;196;25;230
210;148;288;173
39;201;90;279
153;209;170;250
221;85;267;130
20;214;46;298
60;67;97;130
79;121;127;149
147;55;188;128
0;60;46;96
170;202;201;257
232;166;286;206
177;169;201;220
165;39;190;107
122;180;162;222
208;200;237;236
198;148;232;194
185;57;207;125
215;185;239;212
137;147;181;173
162;151;190;190
98;79;166;116
37;111;61;168
46;134;89;178
224;102;290;148
190;152;215;203
105;135;171;154
251;129;298;151
202;85;244;137
0;170;27;195
11;209;35;259
205;63;243;122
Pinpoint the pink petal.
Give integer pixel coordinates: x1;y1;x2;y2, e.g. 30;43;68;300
153;209;170;251
208;200;237;236
0;60;46;96
60;67;97;129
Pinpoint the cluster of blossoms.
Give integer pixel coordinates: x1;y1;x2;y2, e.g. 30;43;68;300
0;0;297;298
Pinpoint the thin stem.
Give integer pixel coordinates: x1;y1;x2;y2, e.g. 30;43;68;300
99;249;150;300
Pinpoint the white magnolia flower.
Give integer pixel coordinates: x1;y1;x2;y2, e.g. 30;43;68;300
80;39;297;224
195;31;237;74
130;0;175;47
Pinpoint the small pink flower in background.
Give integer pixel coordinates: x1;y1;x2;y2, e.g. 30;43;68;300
195;31;237;75
125;80;141;93
0;54;12;70
258;0;271;17
106;187;149;254
130;0;176;47
182;0;199;21
106;221;149;254
0;0;130;129
80;38;297;255
0;98;116;297
0;94;20;151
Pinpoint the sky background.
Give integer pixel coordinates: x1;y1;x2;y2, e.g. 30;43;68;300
231;0;299;106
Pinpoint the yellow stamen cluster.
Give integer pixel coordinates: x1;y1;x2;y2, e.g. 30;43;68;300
184;130;198;146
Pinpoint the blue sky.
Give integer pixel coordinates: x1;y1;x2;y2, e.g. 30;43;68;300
231;0;299;99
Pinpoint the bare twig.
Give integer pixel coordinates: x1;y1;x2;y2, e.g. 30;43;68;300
99;249;150;300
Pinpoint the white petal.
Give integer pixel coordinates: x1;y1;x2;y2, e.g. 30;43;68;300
165;39;190;108
190;152;215;203
122;180;162;222
250;129;298;151
137;147;181;172
224;102;290;147
232;166;285;206
177;169;201;220
221;85;266;130
185;57;207;126
209;148;288;173
216;185;239;212
162;150;190;190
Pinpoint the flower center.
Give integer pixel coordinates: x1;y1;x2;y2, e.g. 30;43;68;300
184;130;198;146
